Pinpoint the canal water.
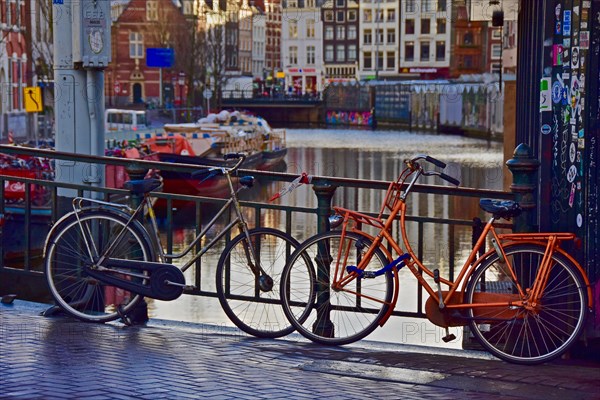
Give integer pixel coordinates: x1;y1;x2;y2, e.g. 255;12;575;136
150;128;505;349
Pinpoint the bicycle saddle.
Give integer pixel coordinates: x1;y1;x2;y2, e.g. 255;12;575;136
123;179;162;194
479;199;522;220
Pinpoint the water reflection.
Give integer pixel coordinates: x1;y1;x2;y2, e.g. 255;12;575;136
151;128;504;349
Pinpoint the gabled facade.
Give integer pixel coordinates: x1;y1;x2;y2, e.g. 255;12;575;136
282;0;323;95
322;0;358;83
107;0;191;107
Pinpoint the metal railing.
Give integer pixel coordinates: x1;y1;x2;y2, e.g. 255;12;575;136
0;144;514;319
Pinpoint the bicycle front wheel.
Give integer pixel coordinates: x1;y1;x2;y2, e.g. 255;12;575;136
45;210;153;323
465;244;588;364
281;231;394;346
216;227;302;338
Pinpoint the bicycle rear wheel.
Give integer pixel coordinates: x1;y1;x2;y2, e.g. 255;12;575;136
216;227;303;338
45;210;153;323
281;231;394;345
465;244;588;364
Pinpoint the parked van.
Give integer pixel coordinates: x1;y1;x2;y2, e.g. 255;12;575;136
104;109;149;132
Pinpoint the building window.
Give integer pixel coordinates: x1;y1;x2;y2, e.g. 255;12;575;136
491;43;502;59
405;19;415;35
363;9;372;22
289;20;298;38
437;0;447;12
492;28;502;39
437;19;446;34
307;46;315;64
405;41;414;61
463;31;474;45
387;29;395;44
348;10;357;21
288;0;297;6
387;9;395;22
348;25;357;40
364;51;372;69
325;45;334;61
289;46;298;64
325;26;334;40
420;41;430;61
337;45;345;62
422;0;433;12
324;10;334;21
337;0;345;6
406;0;416;13
348;45;357;61
436;41;445;61
129;32;143;58
337;25;346;40
306;0;315;6
337;10;345;22
386;51;395;69
146;1;158;21
491;62;501;73
421;19;431;34
364;29;372;44
307;19;315;38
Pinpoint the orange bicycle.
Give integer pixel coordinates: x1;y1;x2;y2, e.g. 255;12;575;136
280;155;593;364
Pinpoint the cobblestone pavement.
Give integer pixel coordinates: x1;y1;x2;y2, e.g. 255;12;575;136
1;301;599;400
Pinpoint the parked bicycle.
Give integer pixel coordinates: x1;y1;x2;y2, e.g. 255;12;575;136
280;155;593;364
44;153;303;338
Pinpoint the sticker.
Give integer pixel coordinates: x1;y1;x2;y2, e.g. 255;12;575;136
553;45;563;65
562;87;570;105
583;1;591;8
579;129;585;138
571;47;580;68
570;143;577;162
563;10;572;35
541;124;552;135
563;38;571;48
552;81;562;103
556;21;562;34
577;214;583;228
580;31;590;49
540;77;552;112
567;165;578;183
569;183;576;207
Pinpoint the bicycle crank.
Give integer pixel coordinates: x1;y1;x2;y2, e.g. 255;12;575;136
87;258;186;301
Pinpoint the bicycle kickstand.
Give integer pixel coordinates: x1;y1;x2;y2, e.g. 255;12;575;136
434;269;456;343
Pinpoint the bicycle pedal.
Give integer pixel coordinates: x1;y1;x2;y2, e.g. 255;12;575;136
183;285;196;291
442;334;457;343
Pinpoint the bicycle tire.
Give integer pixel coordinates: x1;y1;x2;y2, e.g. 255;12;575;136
280;231;394;345
465;243;588;365
216;227;304;338
45;210;154;323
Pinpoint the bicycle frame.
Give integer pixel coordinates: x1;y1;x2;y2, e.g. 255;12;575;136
72;159;262;281
332;164;593;327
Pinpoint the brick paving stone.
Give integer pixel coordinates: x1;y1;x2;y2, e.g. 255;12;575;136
1;302;600;400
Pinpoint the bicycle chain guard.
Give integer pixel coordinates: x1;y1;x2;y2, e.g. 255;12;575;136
86;258;185;301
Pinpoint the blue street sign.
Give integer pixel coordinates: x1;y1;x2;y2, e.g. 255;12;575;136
146;48;175;68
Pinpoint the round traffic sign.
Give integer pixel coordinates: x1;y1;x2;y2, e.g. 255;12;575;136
203;89;213;99
114;81;121;94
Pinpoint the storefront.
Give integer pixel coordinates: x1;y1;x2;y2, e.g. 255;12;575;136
285;68;323;96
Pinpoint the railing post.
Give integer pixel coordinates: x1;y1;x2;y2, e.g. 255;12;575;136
506;143;540;232
123;165;150;325
312;183;336;337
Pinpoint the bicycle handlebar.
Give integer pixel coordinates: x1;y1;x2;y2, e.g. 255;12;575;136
190;153;247;181
406;155;460;187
